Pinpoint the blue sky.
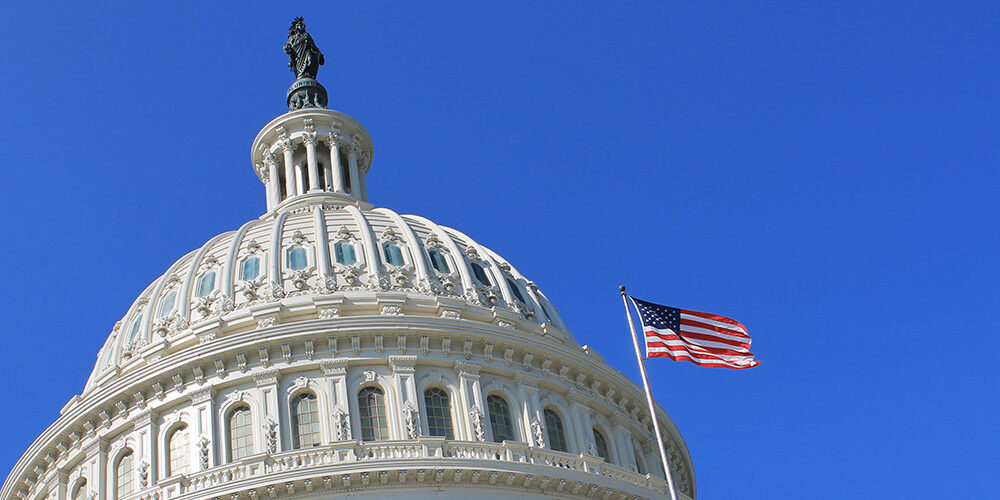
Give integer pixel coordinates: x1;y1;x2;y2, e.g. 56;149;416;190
1;2;997;498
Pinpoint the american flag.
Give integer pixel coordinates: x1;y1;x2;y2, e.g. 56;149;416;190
630;296;760;369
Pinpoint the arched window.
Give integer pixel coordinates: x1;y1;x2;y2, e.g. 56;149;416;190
196;271;216;297
358;387;388;441
634;448;647;475
382;242;405;266
240;256;261;281
71;479;86;500
543;408;568;452
506;278;526;303
157;290;176;318
428;249;450;273
423;388;454;438
167;425;189;476
486;394;515;443
288;247;307;270
115;449;134;499
334;242;356;265
592;428;611;462
470;262;491;287
227;406;253;461
291;393;321;448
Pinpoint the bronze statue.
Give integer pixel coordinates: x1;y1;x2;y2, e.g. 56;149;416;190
284;17;324;80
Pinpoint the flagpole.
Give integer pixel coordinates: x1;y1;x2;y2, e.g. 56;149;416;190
620;285;678;500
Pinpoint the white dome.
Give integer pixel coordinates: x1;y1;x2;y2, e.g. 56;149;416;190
86;204;572;393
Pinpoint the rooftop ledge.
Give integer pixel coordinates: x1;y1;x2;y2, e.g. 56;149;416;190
121;438;687;500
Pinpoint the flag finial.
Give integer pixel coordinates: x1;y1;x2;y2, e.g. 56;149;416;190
619;285;626;293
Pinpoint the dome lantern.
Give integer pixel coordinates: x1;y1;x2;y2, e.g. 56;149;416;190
252;18;374;214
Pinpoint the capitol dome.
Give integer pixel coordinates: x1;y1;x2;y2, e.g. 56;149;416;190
3;19;695;500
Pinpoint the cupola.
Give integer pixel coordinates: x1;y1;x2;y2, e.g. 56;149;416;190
251;18;374;213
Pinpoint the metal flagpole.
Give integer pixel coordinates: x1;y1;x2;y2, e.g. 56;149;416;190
620;285;678;500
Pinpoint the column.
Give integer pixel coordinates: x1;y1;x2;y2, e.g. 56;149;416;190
253;369;282;453
304;133;320;192
321;359;351;441
265;156;280;206
566;389;593;455
131;409;157;488
294;163;306;196
282;141;296;200
327;134;345;193
454;361;484;442
359;151;370;201
188;387;216;471
96;440;108;500
515;373;543;446
389;356;419;439
347;147;361;197
610;412;635;468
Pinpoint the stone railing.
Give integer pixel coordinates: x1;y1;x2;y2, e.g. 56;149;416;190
125;438;679;500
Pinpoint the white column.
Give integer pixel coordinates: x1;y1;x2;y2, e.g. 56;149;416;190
189;387;216;471
359;151;370;201
254;370;282;453
294;163;306;196
321;359;351;441
265;157;280;207
132;409;157;488
347;148;361;197
328;135;345;193
567;389;593;454
282;142;296;200
304;134;320;192
515;373;543;446
611;413;634;468
454;361;484;441
389;356;419;439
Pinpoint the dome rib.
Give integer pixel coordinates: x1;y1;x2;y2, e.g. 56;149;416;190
374;207;432;287
222;219;262;298
312;206;334;277
404;214;475;292
344;204;384;286
179;230;233;325
268;210;292;288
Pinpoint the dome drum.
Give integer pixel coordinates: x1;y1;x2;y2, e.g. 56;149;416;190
252;109;374;212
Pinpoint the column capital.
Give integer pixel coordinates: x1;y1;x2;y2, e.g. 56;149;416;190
253;368;280;387
280;139;295;152
321;358;350;376
388;355;417;373
566;388;591;407
514;372;540;389
189;386;215;404
302;131;318;146
453;360;481;377
131;408;157;428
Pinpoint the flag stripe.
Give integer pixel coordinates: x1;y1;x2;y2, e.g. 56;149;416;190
647;349;760;369
680;317;750;340
645;339;754;360
672;323;752;346
646;328;750;352
680;308;748;333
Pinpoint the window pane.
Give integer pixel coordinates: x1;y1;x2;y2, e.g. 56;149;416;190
487;395;515;443
429;250;450;273
423;388;454;439
544;409;568;452
335;243;356;265
127;314;143;341
506;278;526;303
383;243;405;266
471;262;491;286
229;406;254;460
593;428;611;462
157;290;176;318
241;257;260;280
292;393;321;448
116;450;133;498
197;271;216;297
358;387;389;441
288;247;307;270
168;425;189;476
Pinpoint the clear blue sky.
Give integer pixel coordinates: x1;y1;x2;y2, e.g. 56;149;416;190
1;2;996;498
